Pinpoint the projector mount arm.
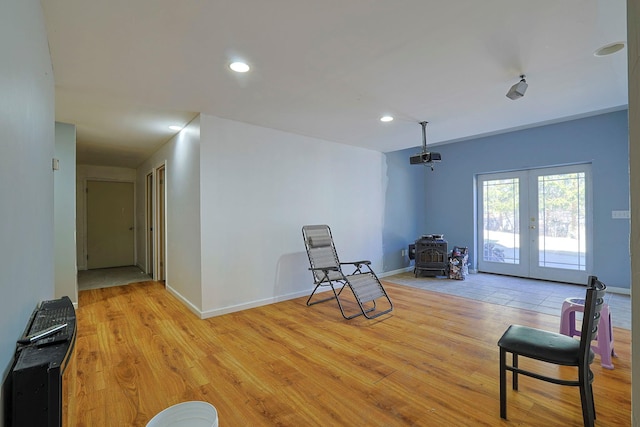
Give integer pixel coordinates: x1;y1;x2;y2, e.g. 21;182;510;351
420;121;428;154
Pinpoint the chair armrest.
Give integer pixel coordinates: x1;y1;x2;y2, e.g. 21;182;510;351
309;266;340;271
340;260;371;266
341;260;373;275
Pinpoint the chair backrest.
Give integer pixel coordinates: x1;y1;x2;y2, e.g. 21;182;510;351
302;225;342;283
579;275;607;365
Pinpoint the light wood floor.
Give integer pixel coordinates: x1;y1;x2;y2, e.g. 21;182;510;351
64;281;631;426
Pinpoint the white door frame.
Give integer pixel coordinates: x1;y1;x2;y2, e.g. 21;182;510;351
145;171;154;277
145;163;167;282
155;164;166;282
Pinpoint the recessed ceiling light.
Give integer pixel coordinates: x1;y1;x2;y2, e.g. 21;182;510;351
594;42;625;57
380;116;394;122
169;125;182;131
230;61;250;73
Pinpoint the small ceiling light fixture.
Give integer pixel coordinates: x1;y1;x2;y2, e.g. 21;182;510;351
506;74;528;100
380;115;394;122
594;42;625;57
169;125;182;131
229;61;250;73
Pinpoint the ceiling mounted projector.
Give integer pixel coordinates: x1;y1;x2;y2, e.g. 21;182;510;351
506;74;528;100
410;121;441;170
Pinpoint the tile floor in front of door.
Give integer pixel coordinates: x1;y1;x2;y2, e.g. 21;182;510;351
383;271;631;330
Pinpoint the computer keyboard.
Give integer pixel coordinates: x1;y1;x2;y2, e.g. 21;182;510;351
24;303;74;346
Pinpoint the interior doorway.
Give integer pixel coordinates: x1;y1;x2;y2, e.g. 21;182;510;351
86;180;135;269
145;164;166;282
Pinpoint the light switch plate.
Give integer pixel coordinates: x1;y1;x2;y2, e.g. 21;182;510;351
612;210;631;219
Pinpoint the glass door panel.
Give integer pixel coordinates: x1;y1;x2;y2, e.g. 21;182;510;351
483;178;519;263
477;172;528;277
529;166;590;283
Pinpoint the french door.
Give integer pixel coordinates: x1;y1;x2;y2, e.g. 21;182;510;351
477;164;591;284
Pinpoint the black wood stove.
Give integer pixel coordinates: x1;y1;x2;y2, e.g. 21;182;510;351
409;235;448;277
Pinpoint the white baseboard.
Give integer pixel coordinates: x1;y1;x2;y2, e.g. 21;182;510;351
606;286;630;295
167;284;313;319
168;268;631;320
199;289;312;319
378;266;413;278
165;284;202;317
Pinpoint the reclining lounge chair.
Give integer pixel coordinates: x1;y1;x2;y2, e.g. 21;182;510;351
302;224;393;319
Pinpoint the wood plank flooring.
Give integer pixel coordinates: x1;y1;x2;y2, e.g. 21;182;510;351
64;281;631;426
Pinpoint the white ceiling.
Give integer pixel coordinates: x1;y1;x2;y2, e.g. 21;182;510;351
42;0;629;168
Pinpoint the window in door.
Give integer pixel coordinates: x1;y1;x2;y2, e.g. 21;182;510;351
537;172;586;271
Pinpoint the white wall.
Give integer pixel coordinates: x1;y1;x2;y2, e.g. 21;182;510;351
627;0;639;424
76;165;137;270
136;117;202;311
199;115;385;317
134;114;385;319
0;0;55;423
54;122;78;304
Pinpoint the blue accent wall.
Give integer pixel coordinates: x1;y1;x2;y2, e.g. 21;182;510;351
383;149;426;271
383;110;630;289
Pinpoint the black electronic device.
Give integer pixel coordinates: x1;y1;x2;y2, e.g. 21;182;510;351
8;296;77;427
410;151;441;164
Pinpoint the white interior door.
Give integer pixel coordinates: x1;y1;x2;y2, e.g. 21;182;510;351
87;180;135;269
477;165;591;284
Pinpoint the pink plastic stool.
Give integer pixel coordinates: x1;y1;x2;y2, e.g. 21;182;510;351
559;297;616;369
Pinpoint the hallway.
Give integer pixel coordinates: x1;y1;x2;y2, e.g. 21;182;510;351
77;266;151;291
